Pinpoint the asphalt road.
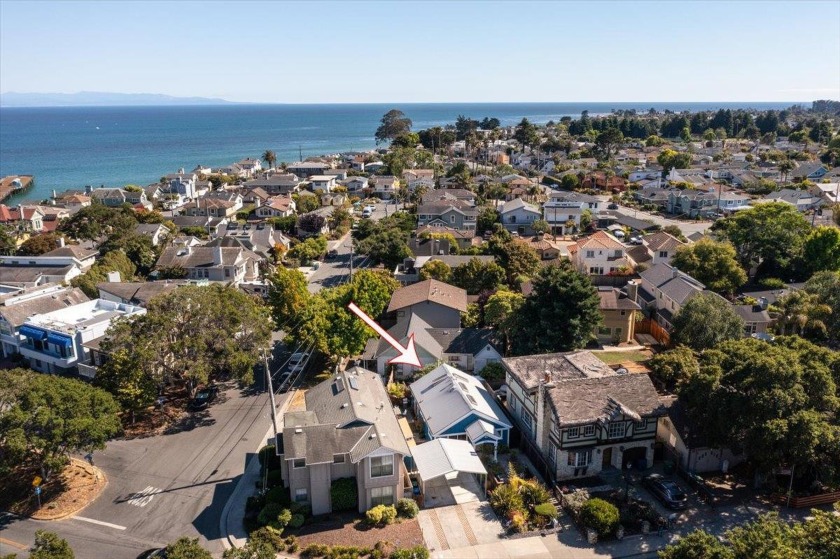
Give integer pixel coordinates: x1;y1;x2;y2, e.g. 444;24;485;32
1;383;288;558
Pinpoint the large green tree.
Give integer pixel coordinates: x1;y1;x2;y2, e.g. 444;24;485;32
418;259;452;283
671;293;745;351
647;345;700;391
658;530;732;559
802;225;840;274
16;233;63;256
29;530;75;559
712;202;811;274
0;224;17;255
71;250;137;298
802;271;840;341
509;261;601;355
657;149;692;175
450;258;506;294
375;109;412;144
100;285;272;395
58;203;138;241
267;267;311;328
489;234;541;284
291;270;398;357
671;239;747;295
484;289;525;353
356;228;412;269
164;537;213;559
678;337;840;479
0;370;121;479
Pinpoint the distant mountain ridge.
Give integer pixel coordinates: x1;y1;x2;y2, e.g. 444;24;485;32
0;91;235;107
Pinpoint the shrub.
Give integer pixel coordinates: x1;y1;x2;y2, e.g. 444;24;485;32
562;488;590;520
520;479;551;508
288;513;305;529
272;508;292;531
387;382;409;401
265;486;291;506
533;502;558;527
258;445;281;469
289;501;312;516
479;362;506;386
245;494;266;515
326;545;367;559
266;469;283;487
257;502;283;527
508;509;528;533
370;540;394;559
396;498;419;519
366;504;397;526
284;535;298;546
390;547;430;559
249;526;285;552
302;543;331;558
489;483;525;518
330;477;358;512
579;498;620;537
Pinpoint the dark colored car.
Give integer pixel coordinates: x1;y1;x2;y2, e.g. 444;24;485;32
138;549;167;559
643;474;688;510
608;203;619;210
188;386;218;411
327;249;339;259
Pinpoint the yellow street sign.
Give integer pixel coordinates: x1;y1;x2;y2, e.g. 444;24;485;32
32;476;42;487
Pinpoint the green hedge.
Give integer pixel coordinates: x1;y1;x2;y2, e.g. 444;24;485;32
579;498;619;537
390;547;430;559
330;477;358;512
396;498;419;519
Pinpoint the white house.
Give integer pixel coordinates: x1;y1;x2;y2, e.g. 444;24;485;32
17;298;146;377
410;363;512;457
568;231;635;275
308;175;337;194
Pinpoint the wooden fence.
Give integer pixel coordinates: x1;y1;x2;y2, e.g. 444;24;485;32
777;490;840;508
636;318;671;346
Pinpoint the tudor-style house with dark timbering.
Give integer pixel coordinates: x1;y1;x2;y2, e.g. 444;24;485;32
502;351;665;481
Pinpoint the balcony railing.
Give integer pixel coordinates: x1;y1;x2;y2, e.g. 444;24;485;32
77;363;98;379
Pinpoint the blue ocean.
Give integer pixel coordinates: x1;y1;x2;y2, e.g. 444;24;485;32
0;102;796;203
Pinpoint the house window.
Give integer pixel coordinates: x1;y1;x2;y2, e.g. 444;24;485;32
567;427;580;439
583;425;595;437
333;454;345;464
370;455;394;478
659;251;668;258
509;397;517;413
519;407;533;434
295;488;308;502
370;486;394;507
635;419;648;430
225;269;230;277
589;267;604;275
293;458;306;469
450;215;455;223
586;250;595;258
608;422;626;439
598;327;611;336
567;450;591;467
548;440;557;467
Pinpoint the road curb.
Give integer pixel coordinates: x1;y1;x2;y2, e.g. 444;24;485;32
220;389;296;550
29;459;108;522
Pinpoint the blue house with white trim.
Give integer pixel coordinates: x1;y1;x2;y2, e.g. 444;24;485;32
409;363;512;459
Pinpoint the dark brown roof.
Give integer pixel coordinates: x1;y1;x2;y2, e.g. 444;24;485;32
547;373;665;427
96;281;188;306
387;279;468;313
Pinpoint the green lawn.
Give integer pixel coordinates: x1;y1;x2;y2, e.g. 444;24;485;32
593;350;652;366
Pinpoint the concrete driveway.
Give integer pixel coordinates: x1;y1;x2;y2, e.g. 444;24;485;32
419;500;502;553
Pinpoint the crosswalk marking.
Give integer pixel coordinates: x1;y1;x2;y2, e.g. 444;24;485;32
126;486;161;507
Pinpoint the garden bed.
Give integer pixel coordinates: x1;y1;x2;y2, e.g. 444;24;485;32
561;487;664;541
0;458;106;519
295;514;423;550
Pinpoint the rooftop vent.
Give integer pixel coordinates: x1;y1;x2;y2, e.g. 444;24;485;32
295;428;302;434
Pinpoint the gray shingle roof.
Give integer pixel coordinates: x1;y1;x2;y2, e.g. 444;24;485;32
547;373;665;427
639;263;705;305
503;350;615;390
0;287;89;327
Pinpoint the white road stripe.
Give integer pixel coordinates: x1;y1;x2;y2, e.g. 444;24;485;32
73;516;127;530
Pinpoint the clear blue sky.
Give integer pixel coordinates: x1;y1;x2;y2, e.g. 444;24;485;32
1;0;838;103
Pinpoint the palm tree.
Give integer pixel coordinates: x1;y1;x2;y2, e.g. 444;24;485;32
261;150;277;170
778;161;794;185
775;291;832;337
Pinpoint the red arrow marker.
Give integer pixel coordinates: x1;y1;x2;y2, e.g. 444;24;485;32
347;301;422;368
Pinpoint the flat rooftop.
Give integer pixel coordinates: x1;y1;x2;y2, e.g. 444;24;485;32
25;298;145;334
